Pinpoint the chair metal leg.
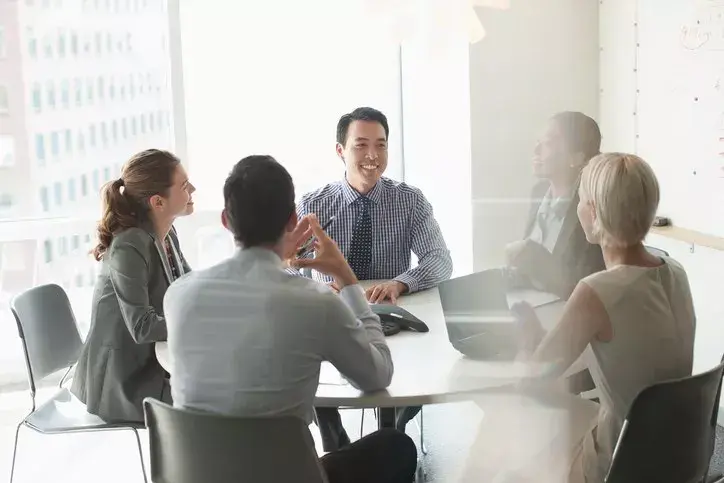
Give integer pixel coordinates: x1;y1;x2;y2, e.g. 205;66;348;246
413;408;428;455
9;421;23;483
359;409;365;440
130;427;148;483
416;464;425;482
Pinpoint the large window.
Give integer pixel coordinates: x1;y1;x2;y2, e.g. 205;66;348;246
0;1;175;389
0;0;404;391
178;0;403;208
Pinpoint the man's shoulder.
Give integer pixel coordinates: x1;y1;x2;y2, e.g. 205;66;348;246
381;177;426;200
279;274;341;304
298;181;344;206
166;259;338;306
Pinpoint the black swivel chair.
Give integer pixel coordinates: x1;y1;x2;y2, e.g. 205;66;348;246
605;357;724;483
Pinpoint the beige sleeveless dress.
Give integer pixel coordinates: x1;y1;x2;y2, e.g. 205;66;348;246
461;257;696;483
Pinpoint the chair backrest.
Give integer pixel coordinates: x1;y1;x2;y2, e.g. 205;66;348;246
644;245;670;257
605;359;724;483
10;284;83;393
143;398;328;483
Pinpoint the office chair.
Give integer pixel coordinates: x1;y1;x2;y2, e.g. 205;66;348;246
605;356;724;483
8;284;147;483
144;398;327;483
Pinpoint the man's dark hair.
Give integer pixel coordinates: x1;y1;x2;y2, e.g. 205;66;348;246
223;155;296;247
550;111;602;162
336;107;390;146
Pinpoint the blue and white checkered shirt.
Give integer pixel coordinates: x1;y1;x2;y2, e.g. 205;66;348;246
295;177;453;293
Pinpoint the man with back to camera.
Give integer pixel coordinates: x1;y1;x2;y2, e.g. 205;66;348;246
163;155;418;483
294;106;453;449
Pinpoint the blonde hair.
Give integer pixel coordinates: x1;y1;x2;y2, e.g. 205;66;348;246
579;152;660;248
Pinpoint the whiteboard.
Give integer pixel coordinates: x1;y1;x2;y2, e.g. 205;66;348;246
637;0;724;237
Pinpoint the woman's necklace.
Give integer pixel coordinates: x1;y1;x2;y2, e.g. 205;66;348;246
164;238;180;280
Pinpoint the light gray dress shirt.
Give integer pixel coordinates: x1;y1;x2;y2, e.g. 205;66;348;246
163;247;393;423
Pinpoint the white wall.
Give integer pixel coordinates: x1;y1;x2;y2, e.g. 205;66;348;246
469;0;600;271
401;38;474;278
600;0;724;385
598;0;637;153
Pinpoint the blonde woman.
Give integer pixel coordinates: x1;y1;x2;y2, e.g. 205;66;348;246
465;153;696;482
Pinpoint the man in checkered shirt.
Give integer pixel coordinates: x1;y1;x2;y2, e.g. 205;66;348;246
297;107;452;301
296;107;453;451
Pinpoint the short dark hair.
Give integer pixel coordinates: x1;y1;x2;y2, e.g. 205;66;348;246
336;107;390;146
223;155;295;247
550;111;602;161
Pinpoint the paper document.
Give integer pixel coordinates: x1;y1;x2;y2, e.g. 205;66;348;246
508;290;560;308
319;362;349;386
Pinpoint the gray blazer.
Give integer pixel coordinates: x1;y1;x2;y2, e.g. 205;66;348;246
71;224;190;423
521;180;605;299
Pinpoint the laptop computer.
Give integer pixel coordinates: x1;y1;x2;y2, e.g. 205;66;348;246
439;269;520;361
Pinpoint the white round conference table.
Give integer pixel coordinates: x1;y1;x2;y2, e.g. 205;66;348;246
155;284;571;409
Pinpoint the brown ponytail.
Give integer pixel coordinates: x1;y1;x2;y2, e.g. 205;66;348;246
92;149;180;261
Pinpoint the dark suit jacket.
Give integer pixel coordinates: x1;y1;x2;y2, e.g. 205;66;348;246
71;225;190;422
521;181;605;299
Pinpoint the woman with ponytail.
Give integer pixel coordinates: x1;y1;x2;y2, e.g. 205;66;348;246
72;149;195;422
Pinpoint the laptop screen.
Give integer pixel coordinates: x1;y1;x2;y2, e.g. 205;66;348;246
438;269;520;360
438;269;510;315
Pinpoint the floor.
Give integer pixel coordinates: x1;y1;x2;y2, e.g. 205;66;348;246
5;385;724;483
0;386;484;483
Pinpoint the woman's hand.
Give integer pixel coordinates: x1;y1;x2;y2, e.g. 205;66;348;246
511;301;546;355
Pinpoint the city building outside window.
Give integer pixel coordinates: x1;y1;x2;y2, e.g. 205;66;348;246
39;187;49;212
61;79;70;108
35;134;45;164
0;86;8;113
0;136;15;167
46;81;55;109
32;83;41;112
43;240;53;263
74;77;82;106
64;129;72;154
0;0;402;395
50;131;59;157
0;27;6;59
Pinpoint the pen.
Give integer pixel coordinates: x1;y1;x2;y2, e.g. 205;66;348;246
296;216;336;257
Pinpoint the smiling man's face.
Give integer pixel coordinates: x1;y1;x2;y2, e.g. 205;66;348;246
337;120;388;194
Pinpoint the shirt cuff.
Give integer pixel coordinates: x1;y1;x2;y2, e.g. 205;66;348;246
338;284;372;318
284;267;302;277
393;273;417;294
